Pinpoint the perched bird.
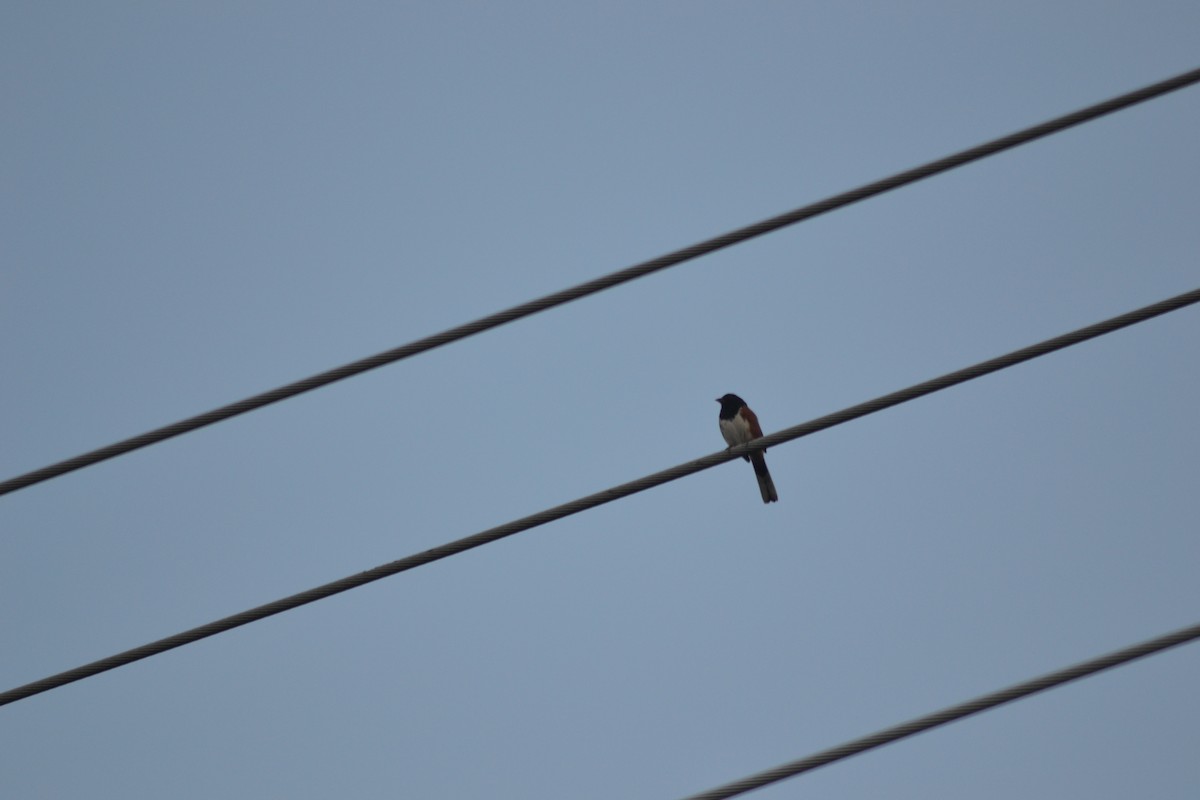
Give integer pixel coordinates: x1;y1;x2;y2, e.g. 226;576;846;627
716;393;779;504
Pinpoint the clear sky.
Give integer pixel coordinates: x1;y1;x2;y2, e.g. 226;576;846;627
3;3;1199;798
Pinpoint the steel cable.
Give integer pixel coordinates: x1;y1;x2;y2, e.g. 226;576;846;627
3;66;1198;498
676;620;1200;800
1;285;1196;708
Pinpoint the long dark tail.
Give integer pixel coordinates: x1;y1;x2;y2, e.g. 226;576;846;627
750;454;779;504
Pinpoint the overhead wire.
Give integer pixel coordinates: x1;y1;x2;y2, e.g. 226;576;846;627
1;285;1197;708
2;66;1199;499
674;620;1200;800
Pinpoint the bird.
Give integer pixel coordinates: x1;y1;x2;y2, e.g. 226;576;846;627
716;393;779;504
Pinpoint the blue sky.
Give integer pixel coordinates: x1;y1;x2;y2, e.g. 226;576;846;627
3;3;1199;798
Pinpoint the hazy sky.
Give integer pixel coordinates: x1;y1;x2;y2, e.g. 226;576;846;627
3;4;1199;798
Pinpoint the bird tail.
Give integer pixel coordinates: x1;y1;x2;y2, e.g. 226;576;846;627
751;454;779;504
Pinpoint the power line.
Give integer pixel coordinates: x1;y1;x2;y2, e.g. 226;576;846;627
675;620;1200;800
2;285;1196;709
3;68;1198;500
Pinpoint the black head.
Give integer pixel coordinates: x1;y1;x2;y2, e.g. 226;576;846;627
716;393;746;418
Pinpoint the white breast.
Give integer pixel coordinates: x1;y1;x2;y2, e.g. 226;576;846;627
719;414;753;448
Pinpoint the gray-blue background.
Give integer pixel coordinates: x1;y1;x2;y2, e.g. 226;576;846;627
3;4;1198;798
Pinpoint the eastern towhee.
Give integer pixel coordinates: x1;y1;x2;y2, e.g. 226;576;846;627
717;393;779;504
